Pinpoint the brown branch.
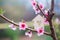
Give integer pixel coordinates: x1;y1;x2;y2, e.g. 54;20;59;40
50;0;54;13
48;0;58;40
0;14;51;36
0;15;18;26
49;20;58;40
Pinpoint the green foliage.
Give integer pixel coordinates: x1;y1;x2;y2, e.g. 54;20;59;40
45;25;50;32
0;9;5;14
4;28;26;37
45;35;53;40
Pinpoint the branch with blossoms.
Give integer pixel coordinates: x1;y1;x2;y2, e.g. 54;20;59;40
0;14;50;36
0;0;58;40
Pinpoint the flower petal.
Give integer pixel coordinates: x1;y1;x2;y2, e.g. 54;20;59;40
9;24;16;30
19;22;28;30
44;10;48;16
25;31;32;37
36;27;44;36
39;3;44;9
44;18;49;25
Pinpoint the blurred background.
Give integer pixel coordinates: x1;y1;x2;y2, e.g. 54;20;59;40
0;0;60;40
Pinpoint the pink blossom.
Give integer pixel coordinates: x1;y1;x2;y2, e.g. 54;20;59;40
35;3;44;14
35;8;40;14
31;0;40;14
43;10;49;25
44;10;48;16
19;22;28;30
31;0;36;9
44;18;49;25
31;0;44;14
36;27;44;36
31;0;37;6
9;24;16;30
31;0;36;6
39;3;44;9
25;31;32;37
33;6;40;14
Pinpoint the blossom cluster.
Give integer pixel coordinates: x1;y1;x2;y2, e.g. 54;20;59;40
9;21;46;37
8;0;49;38
31;0;44;14
31;0;49;24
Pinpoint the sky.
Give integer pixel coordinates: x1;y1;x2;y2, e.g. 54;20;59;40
0;0;60;15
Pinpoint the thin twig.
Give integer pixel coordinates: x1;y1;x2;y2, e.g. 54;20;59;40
36;2;50;21
0;14;51;36
36;2;47;18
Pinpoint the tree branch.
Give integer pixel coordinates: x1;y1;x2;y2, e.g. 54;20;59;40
36;2;50;21
49;20;58;40
0;14;51;36
50;0;54;13
48;0;58;40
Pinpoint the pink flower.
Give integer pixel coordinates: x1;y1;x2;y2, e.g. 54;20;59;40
31;0;40;14
44;18;49;25
44;10;49;25
25;31;32;37
36;27;44;36
31;0;37;6
9;24;16;30
39;3;44;9
31;1;36;6
44;10;48;16
35;8;40;14
31;0;44;14
31;0;36;9
19;22;28;30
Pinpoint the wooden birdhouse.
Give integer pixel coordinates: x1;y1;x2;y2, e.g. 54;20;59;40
32;14;44;29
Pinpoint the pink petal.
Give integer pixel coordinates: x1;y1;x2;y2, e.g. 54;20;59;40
44;18;49;25
31;0;37;6
35;10;40;14
44;21;49;25
36;27;44;36
25;31;32;37
44;10;48;16
19;22;28;30
38;29;44;33
37;32;44;36
31;0;40;14
11;28;16;30
9;24;16;30
39;4;44;9
19;27;26;30
32;2;36;6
